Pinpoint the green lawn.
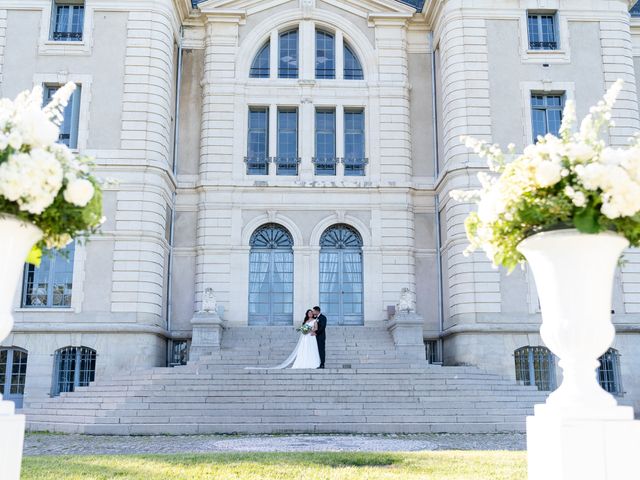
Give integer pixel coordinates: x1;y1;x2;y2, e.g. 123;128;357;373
22;452;527;480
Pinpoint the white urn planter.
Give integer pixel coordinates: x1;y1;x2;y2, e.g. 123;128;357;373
0;216;43;480
518;229;640;480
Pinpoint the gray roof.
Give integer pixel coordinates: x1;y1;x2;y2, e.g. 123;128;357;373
192;0;425;10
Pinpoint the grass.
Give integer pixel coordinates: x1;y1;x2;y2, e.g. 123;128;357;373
22;451;527;480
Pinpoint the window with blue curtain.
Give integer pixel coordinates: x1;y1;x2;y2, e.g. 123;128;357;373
246;107;269;175
316;30;335;79
279;29;299;79
514;346;557;391
248;224;294;326
22;242;75;308
51;2;84;41
531;94;563;141
276;108;299;175
45;85;81;149
320;225;363;326
527;13;558;50
52;346;96;396
250;41;271;78
344;43;364;80
597;348;623;396
314;108;336;175
0;347;28;408
344;109;366;176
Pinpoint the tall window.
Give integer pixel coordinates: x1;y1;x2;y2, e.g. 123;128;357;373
344;44;364;80
514;346;557;391
45;85;81;149
246;107;269;175
344;109;366;176
316;30;335;79
248;224;294;326
250;42;270;78
597;348;623;396
527;13;558;50
51;1;85;41
0;348;28;408
276;108;299;175
279;29;299;79
169;340;189;367
52;346;96;396
531;94;563;141
320;225;364;325
22;242;75;308
314;108;336;175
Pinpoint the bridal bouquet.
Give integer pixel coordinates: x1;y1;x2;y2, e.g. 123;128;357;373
451;80;640;271
0;83;103;263
296;324;313;335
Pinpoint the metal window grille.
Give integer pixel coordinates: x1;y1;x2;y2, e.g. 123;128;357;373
51;346;96;396
169;340;190;367
22;242;75;308
424;340;442;365
597;348;623;396
313;157;338;176
531;94;564;141
527;13;558;50
51;3;84;41
316;30;336;79
279;29;299;79
514;346;557;391
0;348;28;408
250;42;270;78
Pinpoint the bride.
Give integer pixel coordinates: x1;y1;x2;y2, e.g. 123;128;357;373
247;309;321;370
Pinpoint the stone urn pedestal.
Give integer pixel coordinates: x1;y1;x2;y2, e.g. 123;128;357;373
518;229;640;480
190;312;224;361
387;312;425;361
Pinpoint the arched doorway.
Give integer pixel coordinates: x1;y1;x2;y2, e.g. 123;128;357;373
248;224;294;325
319;224;363;325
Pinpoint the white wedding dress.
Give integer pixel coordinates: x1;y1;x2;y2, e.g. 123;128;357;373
246;320;321;370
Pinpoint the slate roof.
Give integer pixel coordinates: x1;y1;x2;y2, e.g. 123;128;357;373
191;0;425;11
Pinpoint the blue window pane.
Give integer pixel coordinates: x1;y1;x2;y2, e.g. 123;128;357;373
52;346;96;396
528;13;557;50
316;30;335;79
277;109;298;175
344;44;364;80
344;109;366;176
315;109;336;175
319;225;363;325
279;29;298;79
250;42;270;78
247;107;269;175
52;4;84;41
22;243;75;308
45;85;81;149
531;94;564;141
249;225;294;326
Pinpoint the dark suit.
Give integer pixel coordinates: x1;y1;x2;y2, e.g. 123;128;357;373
315;313;327;367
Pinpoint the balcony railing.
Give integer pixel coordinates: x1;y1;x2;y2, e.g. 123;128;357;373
274;157;300;176
244;156;269;176
528;41;558;51
52;31;83;41
313;157;337;176
343;157;368;176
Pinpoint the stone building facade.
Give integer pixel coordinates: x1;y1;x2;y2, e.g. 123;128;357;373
1;0;640;414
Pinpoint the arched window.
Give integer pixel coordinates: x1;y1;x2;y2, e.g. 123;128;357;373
52;346;96;396
0;347;28;408
279;29;299;79
320;225;363;325
249;224;294;325
598;348;623;396
316;29;335;79
344;43;364;80
22;241;75;308
514;346;556;391
250;41;270;78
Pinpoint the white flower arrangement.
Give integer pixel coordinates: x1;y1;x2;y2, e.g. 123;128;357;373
451;80;640;271
0;83;103;262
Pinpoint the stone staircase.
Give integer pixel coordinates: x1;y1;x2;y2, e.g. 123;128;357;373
24;327;548;435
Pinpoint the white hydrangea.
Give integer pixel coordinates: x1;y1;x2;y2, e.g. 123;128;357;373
63;178;95;207
0;149;63;214
534;160;563;188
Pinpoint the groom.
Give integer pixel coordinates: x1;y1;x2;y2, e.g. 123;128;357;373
313;306;327;369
